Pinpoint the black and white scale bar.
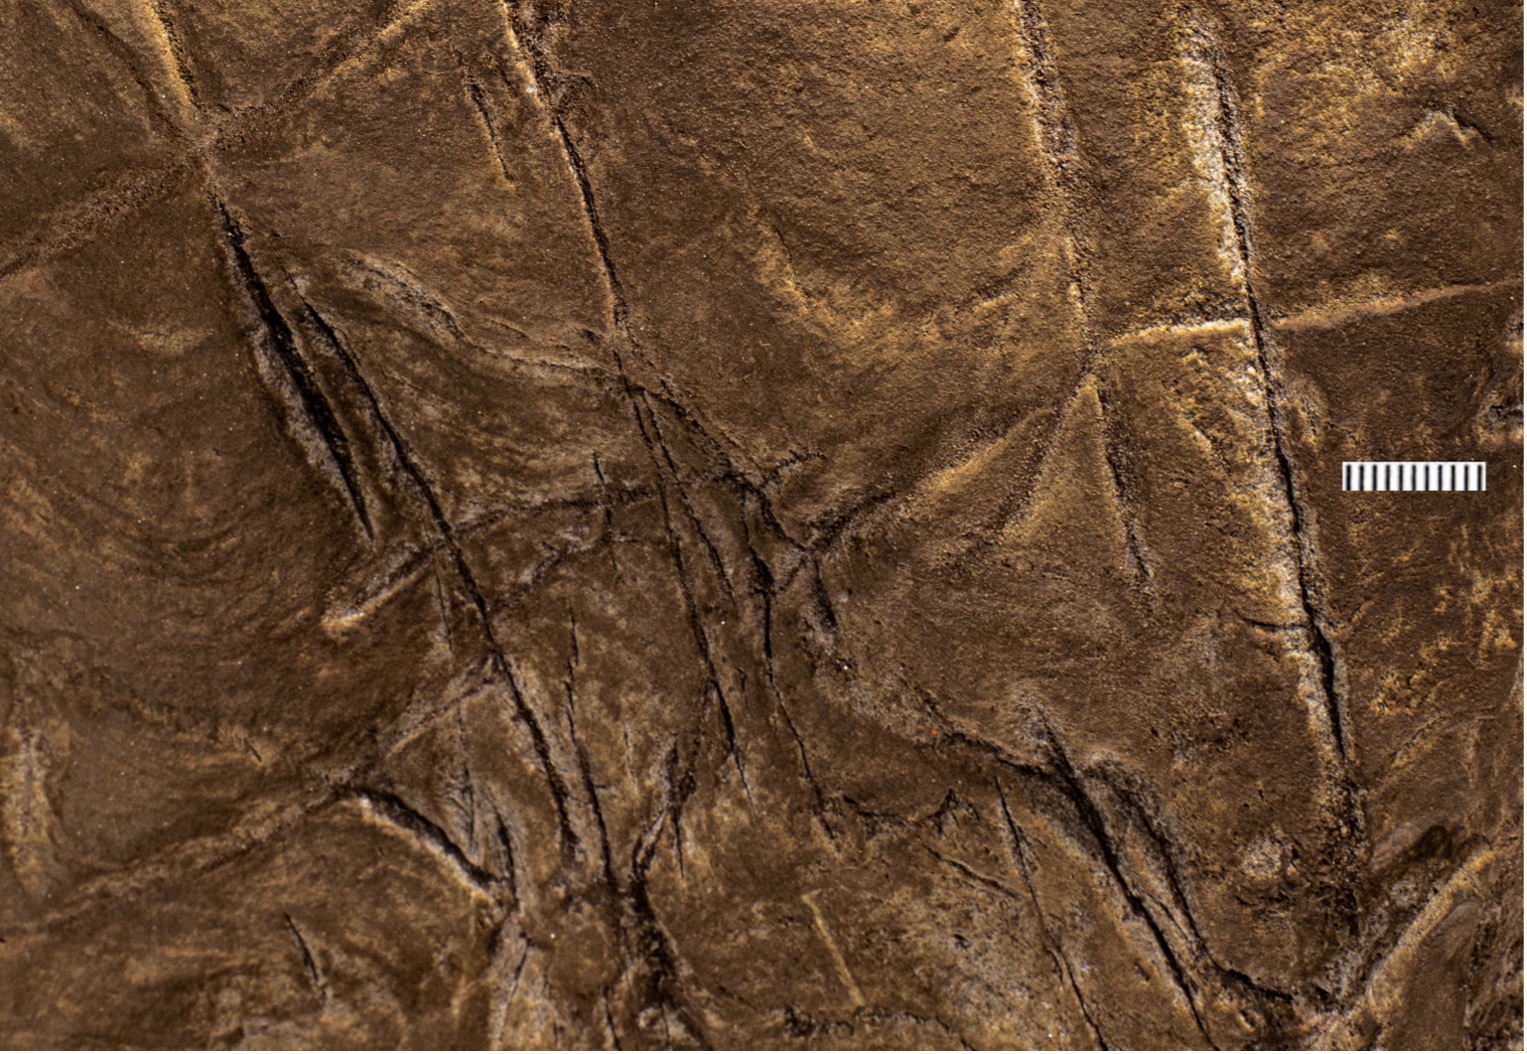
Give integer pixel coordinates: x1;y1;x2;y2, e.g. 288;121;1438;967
1342;461;1486;492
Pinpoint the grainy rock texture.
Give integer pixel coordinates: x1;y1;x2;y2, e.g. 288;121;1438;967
0;0;1521;1049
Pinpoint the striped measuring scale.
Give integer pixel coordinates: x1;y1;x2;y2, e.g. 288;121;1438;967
1342;461;1487;492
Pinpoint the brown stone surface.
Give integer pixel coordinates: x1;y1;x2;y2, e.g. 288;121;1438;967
0;0;1521;1049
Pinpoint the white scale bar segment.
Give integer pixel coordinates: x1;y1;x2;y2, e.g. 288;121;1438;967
1341;461;1486;492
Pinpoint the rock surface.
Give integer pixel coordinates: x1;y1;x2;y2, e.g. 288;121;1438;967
0;0;1520;1048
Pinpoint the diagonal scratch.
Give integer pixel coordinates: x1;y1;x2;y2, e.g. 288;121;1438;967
140;0;199;119
801;890;866;1009
212;199;374;538
347;786;506;896
283;912;329;1004
500;0;750;803
466;77;518;186
993;779;1112;1049
291;290;582;854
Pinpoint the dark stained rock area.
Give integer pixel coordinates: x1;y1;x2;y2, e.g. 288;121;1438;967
0;0;1521;1048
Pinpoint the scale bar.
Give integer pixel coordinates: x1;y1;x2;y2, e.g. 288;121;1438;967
1342;461;1486;492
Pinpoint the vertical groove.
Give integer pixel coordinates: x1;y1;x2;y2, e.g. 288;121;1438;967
1009;0;1096;351
1186;19;1351;765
